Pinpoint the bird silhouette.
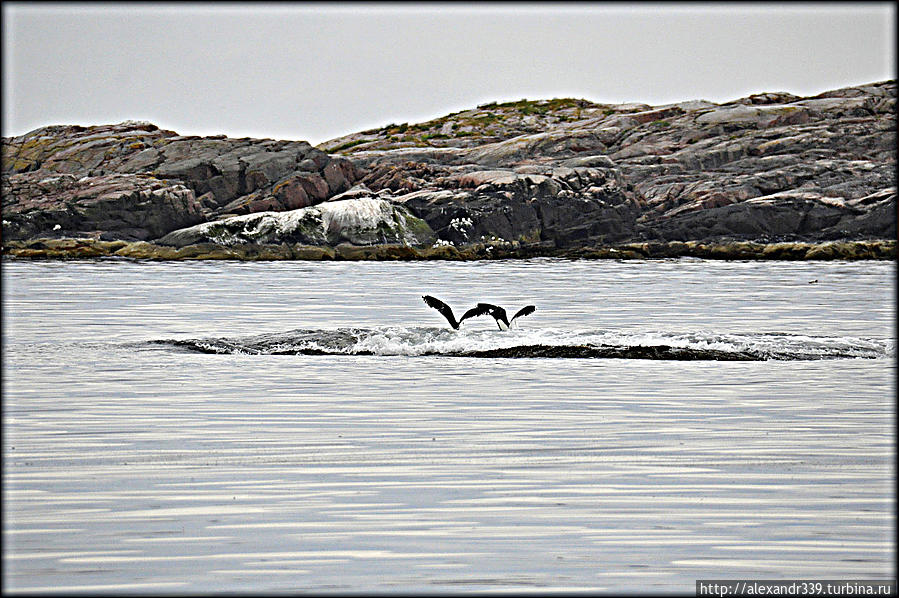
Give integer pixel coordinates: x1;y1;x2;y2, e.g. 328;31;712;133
422;295;491;329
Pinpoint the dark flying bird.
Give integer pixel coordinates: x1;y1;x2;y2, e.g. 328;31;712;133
476;303;536;331
422;295;490;330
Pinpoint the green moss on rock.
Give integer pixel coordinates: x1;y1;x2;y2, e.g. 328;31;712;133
3;237;894;261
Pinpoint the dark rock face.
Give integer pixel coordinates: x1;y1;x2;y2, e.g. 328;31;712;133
397;166;639;248
639;190;897;242
2;121;359;241
1;172;204;241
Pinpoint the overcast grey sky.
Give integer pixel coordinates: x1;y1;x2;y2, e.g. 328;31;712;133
2;2;895;145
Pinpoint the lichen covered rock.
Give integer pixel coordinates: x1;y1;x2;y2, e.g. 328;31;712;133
323;80;895;245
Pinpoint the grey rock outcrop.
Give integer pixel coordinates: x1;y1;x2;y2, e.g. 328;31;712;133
2;121;358;241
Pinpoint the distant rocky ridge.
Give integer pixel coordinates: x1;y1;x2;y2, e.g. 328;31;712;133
2;80;896;260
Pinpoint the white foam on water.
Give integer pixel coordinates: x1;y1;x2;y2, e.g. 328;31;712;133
169;326;894;360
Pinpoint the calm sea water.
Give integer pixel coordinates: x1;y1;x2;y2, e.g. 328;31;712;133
2;258;895;594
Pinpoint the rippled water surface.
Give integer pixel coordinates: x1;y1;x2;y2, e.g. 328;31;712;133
2;258;895;594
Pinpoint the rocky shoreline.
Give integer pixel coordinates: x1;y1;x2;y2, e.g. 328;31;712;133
3;237;894;261
3;81;895;260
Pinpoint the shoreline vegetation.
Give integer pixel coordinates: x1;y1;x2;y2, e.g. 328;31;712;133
3;237;894;261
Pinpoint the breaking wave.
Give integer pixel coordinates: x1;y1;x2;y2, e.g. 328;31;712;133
150;327;894;361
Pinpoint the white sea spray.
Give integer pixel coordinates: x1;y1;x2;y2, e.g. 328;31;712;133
177;327;894;359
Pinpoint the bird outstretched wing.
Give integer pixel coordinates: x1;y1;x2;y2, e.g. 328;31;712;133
511;305;536;324
459;303;492;323
422;295;459;329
